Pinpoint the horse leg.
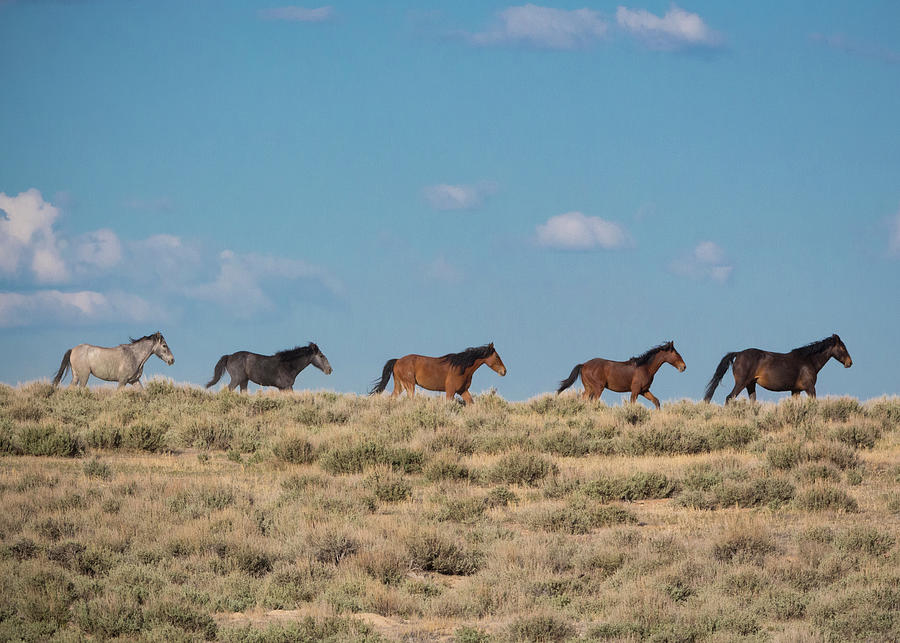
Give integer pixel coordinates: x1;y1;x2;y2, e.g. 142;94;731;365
806;385;816;399
746;382;757;402
642;391;661;410
239;379;249;393
725;380;744;403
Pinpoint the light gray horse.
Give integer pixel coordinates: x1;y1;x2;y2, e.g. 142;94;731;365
52;332;175;389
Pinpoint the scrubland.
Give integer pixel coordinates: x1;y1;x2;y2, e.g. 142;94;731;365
0;381;898;642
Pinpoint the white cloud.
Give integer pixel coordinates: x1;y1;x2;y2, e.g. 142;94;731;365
536;211;629;250
187;250;342;317
74;229;123;270
616;5;722;51
670;241;733;283
467;4;608;50
889;208;900;255
123;196;173;212
0;290;153;328
425;256;463;284
258;6;334;22
423;182;497;211
810;33;900;65
0;188;68;282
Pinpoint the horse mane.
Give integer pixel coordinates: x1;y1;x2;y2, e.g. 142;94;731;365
440;344;495;373
275;342;319;362
791;335;839;357
129;332;161;344
628;342;673;366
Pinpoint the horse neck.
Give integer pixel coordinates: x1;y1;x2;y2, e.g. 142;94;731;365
461;357;487;377
808;347;834;372
285;353;312;374
644;352;670;377
130;338;156;365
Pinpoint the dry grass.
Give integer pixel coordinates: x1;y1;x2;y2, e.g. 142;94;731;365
0;382;898;641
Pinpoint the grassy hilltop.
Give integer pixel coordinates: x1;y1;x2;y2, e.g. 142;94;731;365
1;382;899;642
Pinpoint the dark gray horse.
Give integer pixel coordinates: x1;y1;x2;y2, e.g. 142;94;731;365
52;332;175;389
206;342;332;392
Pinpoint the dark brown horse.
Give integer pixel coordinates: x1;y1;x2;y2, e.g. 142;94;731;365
703;334;852;403
557;341;686;409
369;343;507;405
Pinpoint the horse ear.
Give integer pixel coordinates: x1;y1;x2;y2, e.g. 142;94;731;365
489;342;494;350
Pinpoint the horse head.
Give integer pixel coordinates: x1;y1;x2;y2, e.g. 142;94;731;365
830;334;852;368
152;332;175;365
665;341;686;372
309;342;333;375
485;342;507;376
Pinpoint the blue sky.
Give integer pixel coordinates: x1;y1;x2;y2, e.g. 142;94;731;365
1;1;898;403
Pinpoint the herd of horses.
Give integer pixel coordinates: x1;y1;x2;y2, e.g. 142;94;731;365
50;332;854;407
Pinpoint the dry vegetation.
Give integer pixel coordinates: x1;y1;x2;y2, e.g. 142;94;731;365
1;380;899;642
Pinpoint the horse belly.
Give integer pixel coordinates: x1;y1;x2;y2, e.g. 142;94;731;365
756;369;798;392
83;347;123;382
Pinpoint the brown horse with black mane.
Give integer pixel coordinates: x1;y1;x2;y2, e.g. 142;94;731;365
703;334;852;403
369;343;506;405
557;341;686;409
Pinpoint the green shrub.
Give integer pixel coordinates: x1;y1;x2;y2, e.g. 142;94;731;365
433;497;487;523
84;424;122;449
835;526;895;556
795;484;858;512
829;422;881;449
273;435;317;464
625;424;709;456
310;528;358;566
713;524;775;564
538;428;592;456
367;470;412;503
123;424;166;452
423;457;471;482
148;601;217;639
490;451;557;486
219;616;380;643
583;472;676;502
319;441;423;474
407;529;482;576
82;457;112;480
767;442;804;470
508;614;575;642
18;424;83;457
531;501;636;534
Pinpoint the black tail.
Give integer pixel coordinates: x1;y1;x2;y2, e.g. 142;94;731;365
557;364;583;394
52;349;72;387
206;355;229;388
703;352;738;402
369;358;398;395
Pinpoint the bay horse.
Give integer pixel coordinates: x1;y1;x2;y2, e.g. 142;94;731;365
52;332;175;389
557;341;686;409
206;342;332;392
369;342;506;405
703;334;852;403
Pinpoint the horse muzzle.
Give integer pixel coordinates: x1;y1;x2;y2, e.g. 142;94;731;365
166;357;175;365
499;367;507;376
844;359;852;368
325;366;333;375
678;364;686;372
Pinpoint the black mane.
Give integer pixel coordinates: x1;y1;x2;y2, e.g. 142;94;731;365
791;335;839;357
130;332;161;344
440;344;495;373
628;342;673;366
275;342;319;362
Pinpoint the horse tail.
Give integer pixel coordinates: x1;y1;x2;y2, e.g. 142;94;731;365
369;358;398;395
557;364;583;394
52;349;72;387
206;355;229;388
703;352;738;402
